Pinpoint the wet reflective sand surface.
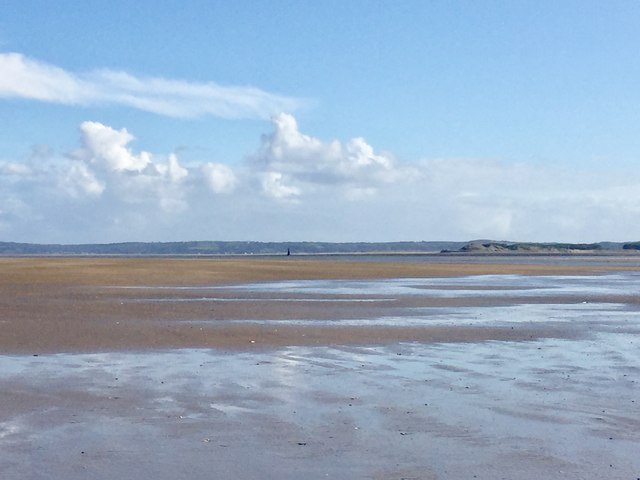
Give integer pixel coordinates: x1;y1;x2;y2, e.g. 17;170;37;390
1;257;639;479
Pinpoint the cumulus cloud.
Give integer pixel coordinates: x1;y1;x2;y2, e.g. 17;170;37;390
2;115;640;243
260;171;301;200
75;121;151;172
251;113;410;199
162;154;189;183
61;162;105;198
0;52;305;119
201;163;237;194
66;121;197;214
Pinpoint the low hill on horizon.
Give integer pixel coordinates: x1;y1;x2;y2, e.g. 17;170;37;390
0;240;466;256
0;240;638;256
454;241;625;254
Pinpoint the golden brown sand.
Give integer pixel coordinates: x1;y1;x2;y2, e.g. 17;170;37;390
2;257;639;479
1;256;637;353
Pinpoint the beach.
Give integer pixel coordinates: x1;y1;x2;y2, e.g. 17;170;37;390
2;256;639;353
1;256;639;478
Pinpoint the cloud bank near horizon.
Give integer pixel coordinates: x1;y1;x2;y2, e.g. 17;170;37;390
0;52;305;119
1;113;639;244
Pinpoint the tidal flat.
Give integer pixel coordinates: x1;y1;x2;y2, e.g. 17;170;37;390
0;256;639;479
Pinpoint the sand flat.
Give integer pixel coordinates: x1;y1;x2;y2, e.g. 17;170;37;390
1;256;639;353
1;256;639;479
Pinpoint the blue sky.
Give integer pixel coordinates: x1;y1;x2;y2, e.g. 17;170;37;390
1;1;640;243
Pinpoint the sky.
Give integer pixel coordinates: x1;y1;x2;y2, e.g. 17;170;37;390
1;1;640;244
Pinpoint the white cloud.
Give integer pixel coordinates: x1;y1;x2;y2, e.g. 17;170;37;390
0;161;32;176
251;113;410;199
67;122;200;214
201;163;236;194
0;53;305;119
2;115;640;243
76;121;151;172
260;171;301;200
61;162;105;198
345;137;392;170
163;154;189;183
0;52;86;103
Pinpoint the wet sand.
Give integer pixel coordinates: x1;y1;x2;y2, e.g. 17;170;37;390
1;256;639;478
1;256;639;353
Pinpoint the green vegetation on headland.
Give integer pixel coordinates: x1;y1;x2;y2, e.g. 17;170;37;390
454;241;609;253
0;240;638;256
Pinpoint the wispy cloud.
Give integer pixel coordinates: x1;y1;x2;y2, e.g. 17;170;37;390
0;52;306;119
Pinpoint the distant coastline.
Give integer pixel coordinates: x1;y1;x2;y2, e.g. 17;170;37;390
1;240;639;256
